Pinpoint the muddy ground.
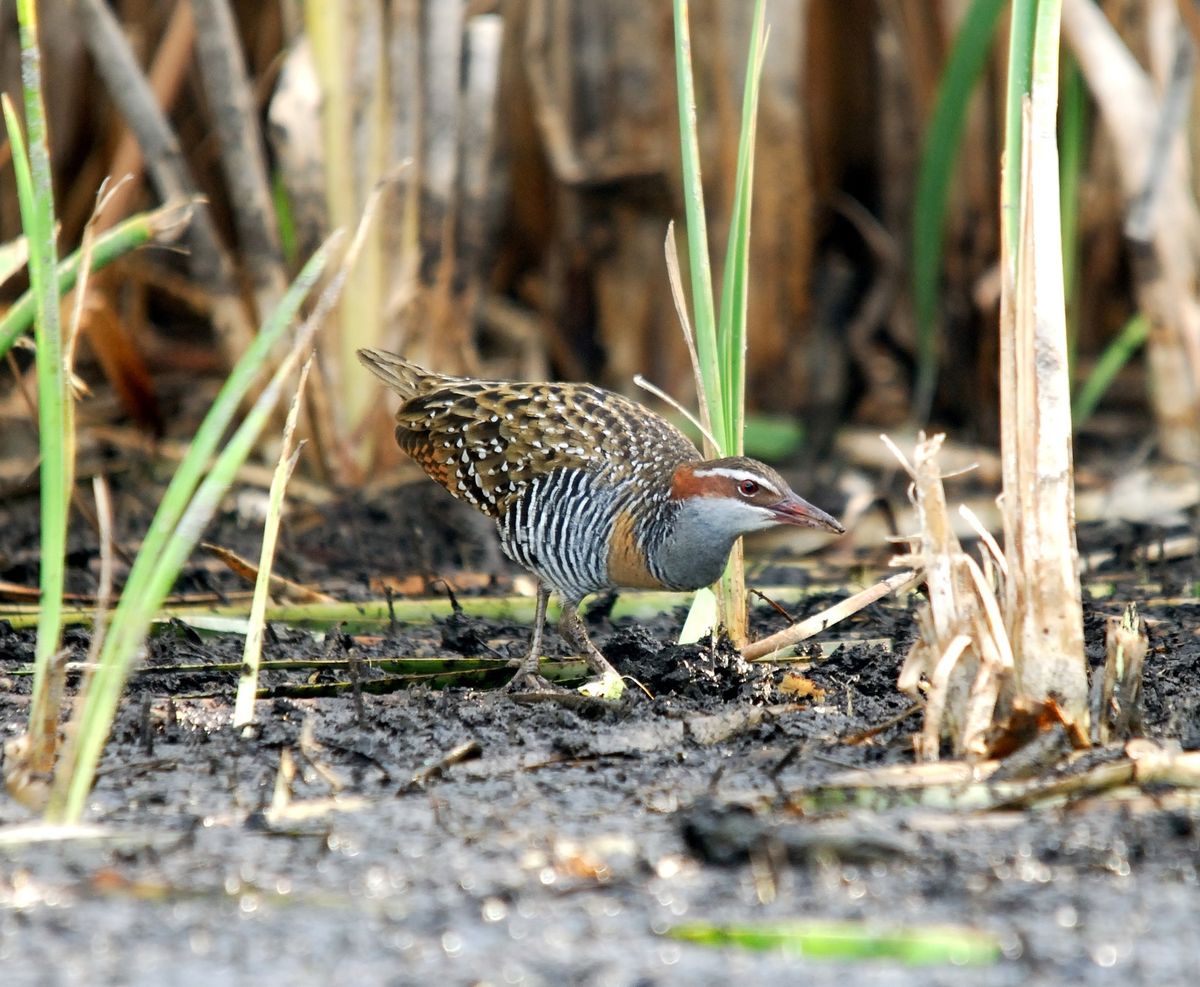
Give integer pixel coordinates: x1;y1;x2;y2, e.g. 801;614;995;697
2;478;1200;986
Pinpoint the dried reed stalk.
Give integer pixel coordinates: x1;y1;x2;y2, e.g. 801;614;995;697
887;433;1013;759
998;89;1087;723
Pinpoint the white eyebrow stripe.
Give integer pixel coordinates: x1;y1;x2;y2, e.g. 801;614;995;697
690;467;781;496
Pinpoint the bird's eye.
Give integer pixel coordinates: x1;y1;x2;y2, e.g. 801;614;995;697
738;479;759;497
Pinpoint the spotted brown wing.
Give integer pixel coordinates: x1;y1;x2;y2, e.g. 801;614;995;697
393;380;700;517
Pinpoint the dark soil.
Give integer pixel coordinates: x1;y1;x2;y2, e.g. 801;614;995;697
2;482;1200;985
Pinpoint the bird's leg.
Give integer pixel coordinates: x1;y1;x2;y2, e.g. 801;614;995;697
558;602;622;686
507;582;554;691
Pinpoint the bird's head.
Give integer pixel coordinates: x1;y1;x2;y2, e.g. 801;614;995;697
670;456;845;537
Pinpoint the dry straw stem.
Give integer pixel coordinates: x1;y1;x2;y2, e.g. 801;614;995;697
885;433;1014;760
226;178;387;730
664;226;718;463
1062;0;1200;460
202;543;335;605
1091;604;1148;746
191;0;287;322
88;424;334;506
86;477;115;668
305;0;386;436
86;1;195;238
741;569;921;662
234;358;314;730
782;738;1200;814
75;0;254;364
0;235;30;288
524;0;662;186
998;92;1087;723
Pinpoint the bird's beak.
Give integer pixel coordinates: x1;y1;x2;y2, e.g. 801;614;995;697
771;494;845;534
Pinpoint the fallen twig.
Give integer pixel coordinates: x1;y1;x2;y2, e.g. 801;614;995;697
742;569;921;661
404;740;483;792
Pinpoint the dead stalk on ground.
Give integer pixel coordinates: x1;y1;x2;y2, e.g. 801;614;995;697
886;433;1013;760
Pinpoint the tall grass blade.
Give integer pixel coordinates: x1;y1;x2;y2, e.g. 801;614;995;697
1072;314;1148;425
672;1;771;644
716;0;767;448
715;0;769;643
54;324;322;820
1058;56;1087;363
47;236;339;821
1002;0;1039;261
7;0;69;779
673;0;723;454
667;919;1001;965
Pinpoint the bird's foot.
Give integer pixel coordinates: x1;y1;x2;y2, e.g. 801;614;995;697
504;653;625;698
505;668;556;693
558;608;627;699
505;654;556;693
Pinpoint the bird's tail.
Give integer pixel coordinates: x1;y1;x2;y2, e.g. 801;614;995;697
356;348;457;399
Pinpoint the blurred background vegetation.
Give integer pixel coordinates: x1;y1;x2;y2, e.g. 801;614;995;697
0;0;1193;491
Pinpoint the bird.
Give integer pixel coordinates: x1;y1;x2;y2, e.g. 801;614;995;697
358;347;845;692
